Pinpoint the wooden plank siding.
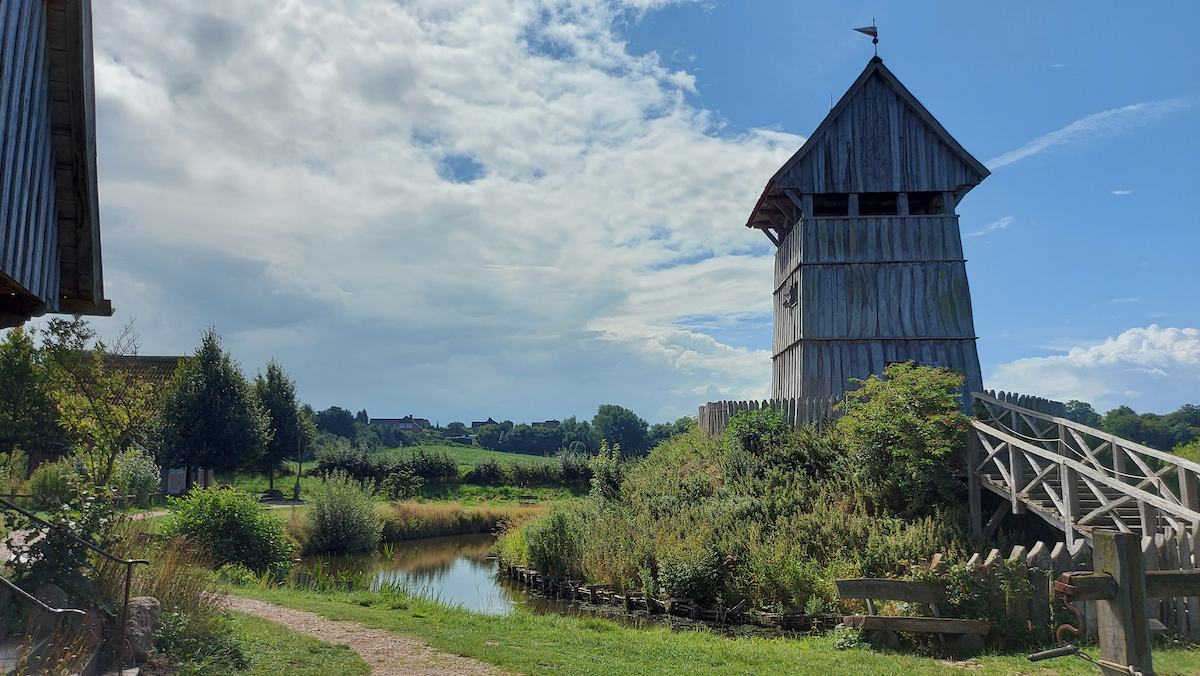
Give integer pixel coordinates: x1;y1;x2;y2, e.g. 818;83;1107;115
0;0;60;316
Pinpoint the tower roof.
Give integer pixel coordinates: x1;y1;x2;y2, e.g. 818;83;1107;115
746;57;990;236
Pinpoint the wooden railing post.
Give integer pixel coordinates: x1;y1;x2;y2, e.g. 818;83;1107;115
1180;468;1199;533
968;431;982;537
1092;530;1153;676
1062;464;1080;547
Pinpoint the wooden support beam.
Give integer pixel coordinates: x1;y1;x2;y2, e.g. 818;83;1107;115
967;436;982;537
1062;464;1080;547
983;501;1008;540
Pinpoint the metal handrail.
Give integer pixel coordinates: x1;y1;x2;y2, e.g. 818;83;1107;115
0;496;149;668
0;575;86;617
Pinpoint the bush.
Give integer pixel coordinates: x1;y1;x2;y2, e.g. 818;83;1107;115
724;408;790;456
28;456;84;509
523;508;581;577
588;442;623;500
302;471;381;554
557;449;592;487
406;448;458;483
835;361;968;518
315;438;385;482
380;467;424;499
112;449;161;508
464;457;509;486
159;487;293;576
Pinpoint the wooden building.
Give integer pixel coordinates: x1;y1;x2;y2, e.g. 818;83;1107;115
0;0;110;329
746;57;988;406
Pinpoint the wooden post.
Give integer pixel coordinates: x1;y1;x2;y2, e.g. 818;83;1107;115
1062;464;1080;547
1010;445;1026;514
1027;542;1052;636
1092;530;1153;676
967;433;982;537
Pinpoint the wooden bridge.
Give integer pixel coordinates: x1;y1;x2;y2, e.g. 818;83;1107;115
969;391;1200;546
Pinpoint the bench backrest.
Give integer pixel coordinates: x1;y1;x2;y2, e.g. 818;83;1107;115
834;578;947;604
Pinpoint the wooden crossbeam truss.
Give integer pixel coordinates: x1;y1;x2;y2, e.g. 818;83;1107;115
745;185;803;246
970;392;1200;544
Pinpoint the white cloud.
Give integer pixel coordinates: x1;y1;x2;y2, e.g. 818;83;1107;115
1112;189;1133;195
985;98;1191;169
85;0;799;422
987;325;1200;412
968;216;1013;237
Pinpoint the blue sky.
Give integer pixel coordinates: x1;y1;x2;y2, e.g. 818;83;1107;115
38;0;1197;423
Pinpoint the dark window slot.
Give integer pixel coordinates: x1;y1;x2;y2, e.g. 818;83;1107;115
857;192;899;216
812;194;849;217
906;191;944;215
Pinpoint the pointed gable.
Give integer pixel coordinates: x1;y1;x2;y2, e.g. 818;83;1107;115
746;57;989;232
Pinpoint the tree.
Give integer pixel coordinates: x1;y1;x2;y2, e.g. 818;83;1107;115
355;409;369;424
1064;400;1101;427
834;362;967;518
0;327;68;463
476;421;513;451
445;422;468;436
254;360;315;490
559;416;598;454
648;416;696;447
42;318;159;486
159;328;270;479
499;424;562;455
592;404;649;456
315;406;356;439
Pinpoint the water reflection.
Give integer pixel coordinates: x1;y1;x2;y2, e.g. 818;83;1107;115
300;533;521;615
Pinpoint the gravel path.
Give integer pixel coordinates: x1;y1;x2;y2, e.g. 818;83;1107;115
226;596;509;676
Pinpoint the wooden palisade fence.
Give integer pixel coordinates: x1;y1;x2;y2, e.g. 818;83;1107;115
697;395;844;436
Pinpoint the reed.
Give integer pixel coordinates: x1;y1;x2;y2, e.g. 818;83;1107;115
379;501;539;542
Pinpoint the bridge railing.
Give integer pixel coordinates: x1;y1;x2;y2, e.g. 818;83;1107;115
970;391;1200;542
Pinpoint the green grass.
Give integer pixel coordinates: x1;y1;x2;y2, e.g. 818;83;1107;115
379;443;560;468
232;611;370;676
233;586;1200;676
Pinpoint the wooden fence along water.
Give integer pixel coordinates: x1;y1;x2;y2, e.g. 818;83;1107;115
499;532;1200;643
697;395;844;436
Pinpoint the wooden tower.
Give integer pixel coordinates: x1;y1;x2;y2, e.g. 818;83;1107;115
745;57;989;406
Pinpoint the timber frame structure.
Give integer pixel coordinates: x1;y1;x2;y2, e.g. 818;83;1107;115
746;57;988;406
0;0;110;328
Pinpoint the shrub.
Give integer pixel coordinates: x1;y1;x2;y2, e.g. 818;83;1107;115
523;508;581;577
464;457;509;486
380;467;424;499
557;449;592;487
159;487;293;576
303;471;381;554
835;361;968;518
111;449;161;508
724;408;790;456
588;441;623;500
10;480;119;606
406;448;458;483
511;462;559;486
315;438;383;482
28;456;83;509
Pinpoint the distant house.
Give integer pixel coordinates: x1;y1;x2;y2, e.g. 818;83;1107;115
370;415;430;431
1;0;111;329
471;418;499;431
531;420;560;429
102;355;185;386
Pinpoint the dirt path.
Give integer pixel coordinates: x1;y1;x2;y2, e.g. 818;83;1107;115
130;501;304;520
226;596;509;676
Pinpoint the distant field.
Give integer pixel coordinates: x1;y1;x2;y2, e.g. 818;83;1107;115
376;443;558;468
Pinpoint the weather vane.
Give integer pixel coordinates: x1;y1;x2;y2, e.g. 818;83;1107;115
854;20;879;57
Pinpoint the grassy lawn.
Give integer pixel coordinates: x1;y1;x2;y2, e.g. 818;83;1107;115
233;586;1200;676
233;610;370;676
378;443;559;468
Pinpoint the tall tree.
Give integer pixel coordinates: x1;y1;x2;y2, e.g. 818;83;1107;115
159;328;270;480
42;318;159;486
254;360;315;490
0;327;68;464
592;404;649;456
315;406;356;439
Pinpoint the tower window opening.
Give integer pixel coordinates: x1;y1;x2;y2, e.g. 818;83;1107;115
857;192;899;216
906;192;944;215
811;194;849;217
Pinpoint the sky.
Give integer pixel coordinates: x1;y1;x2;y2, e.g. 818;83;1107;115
44;0;1199;424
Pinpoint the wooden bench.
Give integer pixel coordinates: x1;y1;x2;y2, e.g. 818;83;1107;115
835;578;990;651
517;495;538;506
